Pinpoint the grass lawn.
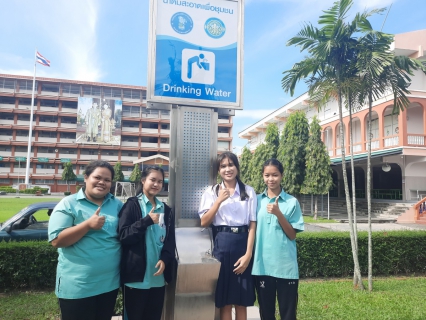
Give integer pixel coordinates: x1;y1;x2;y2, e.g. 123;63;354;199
0;291;60;320
298;277;426;319
0;198;62;223
1;277;425;319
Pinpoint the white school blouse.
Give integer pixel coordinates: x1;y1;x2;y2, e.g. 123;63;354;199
198;182;257;226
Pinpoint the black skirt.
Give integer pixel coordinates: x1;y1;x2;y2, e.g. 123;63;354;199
212;230;255;308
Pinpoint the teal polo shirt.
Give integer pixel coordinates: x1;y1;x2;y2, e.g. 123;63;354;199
48;189;123;299
125;193;166;289
252;189;304;279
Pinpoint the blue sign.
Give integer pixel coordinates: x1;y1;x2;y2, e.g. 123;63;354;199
148;0;242;109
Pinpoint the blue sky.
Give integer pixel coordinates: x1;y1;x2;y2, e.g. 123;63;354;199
0;0;425;152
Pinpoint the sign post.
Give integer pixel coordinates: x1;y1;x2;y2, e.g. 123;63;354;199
147;1;244;319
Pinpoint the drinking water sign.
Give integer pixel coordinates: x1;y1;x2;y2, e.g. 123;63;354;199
147;0;243;109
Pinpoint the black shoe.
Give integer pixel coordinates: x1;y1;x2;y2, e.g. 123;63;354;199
93;137;96;142
87;137;91;142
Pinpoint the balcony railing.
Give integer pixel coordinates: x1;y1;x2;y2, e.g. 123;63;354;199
407;134;425;146
384;135;399;147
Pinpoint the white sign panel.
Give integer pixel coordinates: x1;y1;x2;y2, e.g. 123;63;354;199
147;0;243;109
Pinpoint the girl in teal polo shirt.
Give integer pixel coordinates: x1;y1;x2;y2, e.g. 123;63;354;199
118;166;176;320
252;159;304;320
48;160;123;320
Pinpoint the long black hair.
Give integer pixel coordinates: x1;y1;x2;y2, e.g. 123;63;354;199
214;151;249;200
262;158;284;175
135;166;165;196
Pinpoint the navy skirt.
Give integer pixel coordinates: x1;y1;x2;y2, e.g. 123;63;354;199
212;230;255;308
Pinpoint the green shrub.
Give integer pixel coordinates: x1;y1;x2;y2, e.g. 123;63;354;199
0;186;17;193
76;185;81;193
64;191;71;196
18;188;49;194
0;241;57;290
297;231;426;278
1;231;425;291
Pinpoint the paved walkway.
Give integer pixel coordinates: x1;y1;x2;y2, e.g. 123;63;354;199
111;306;262;320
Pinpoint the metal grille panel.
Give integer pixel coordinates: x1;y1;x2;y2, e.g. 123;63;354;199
180;111;212;218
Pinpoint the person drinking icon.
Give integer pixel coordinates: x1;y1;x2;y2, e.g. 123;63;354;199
187;53;209;79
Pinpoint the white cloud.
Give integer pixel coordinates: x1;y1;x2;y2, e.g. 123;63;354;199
0;0;103;82
235;109;276;120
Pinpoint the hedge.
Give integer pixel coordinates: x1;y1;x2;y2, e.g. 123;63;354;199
1;231;426;290
0;186;49;194
297;231;426;277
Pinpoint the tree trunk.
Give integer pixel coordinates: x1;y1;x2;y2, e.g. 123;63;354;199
337;85;364;290
349;99;359;286
367;93;373;291
67;181;70;193
314;195;318;220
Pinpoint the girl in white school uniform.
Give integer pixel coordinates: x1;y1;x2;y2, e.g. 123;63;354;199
252;159;304;320
198;152;257;320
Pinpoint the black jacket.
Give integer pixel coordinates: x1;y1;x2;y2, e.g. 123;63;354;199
118;196;176;285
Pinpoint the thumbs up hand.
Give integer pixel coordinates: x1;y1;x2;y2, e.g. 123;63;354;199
266;197;281;216
87;207;105;230
217;184;230;204
149;207;159;224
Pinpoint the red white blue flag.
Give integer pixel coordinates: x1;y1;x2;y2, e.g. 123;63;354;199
36;51;50;67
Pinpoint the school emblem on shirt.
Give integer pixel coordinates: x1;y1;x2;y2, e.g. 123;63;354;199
260;281;265;288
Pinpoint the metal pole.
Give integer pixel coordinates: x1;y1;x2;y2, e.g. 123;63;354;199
16;160;21;197
24;48;37;187
327;191;330;220
321;194;324;218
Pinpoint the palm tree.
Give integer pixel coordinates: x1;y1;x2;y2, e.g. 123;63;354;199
355;23;425;291
282;0;365;289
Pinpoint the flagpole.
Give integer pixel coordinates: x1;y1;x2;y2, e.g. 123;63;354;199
24;49;37;187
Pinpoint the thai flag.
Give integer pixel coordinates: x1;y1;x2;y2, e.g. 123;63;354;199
36;51;50;67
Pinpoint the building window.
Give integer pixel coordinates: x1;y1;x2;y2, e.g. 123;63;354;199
123;89;141;100
38;131;57;138
40;99;59;108
0;129;13;136
0;78;15;90
0;96;15;105
103;87;122;98
57;180;76;185
39;115;58;123
60;132;75;139
161;123;170;130
0;146;11;152
123;121;139;128
141;151;157;157
142;122;158;129
1;113;13;120
36;164;55;169
62;101;78;109
17;114;31;121
0;178;10;183
16;130;35;137
83;85;101;97
61;117;77;124
18;80;36;91
160;138;169;143
62;84;81;95
34;179;55;184
38;147;56;153
59;148;75;154
41;83;60;93
18;98;33;106
142;137;158;143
